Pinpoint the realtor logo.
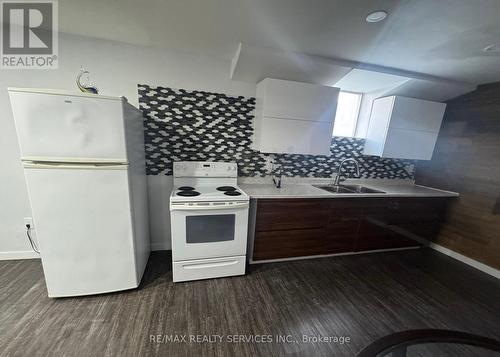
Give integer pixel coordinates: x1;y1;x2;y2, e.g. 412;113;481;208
1;0;58;69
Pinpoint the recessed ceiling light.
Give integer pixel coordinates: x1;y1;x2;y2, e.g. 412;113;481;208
483;43;500;53
366;10;388;23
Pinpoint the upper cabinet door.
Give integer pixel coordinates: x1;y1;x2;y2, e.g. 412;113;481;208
258;117;333;155
363;95;446;160
390;96;446;132
260;78;339;122
362;96;394;157
253;78;339;155
383;128;439;160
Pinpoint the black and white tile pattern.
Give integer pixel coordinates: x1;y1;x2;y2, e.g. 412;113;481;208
138;84;416;179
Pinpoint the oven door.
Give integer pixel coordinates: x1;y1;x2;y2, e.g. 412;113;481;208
170;201;249;261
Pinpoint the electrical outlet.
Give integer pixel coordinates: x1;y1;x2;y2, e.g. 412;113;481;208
24;217;33;229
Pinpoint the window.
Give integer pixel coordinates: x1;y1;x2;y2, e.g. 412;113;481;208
332;91;362;137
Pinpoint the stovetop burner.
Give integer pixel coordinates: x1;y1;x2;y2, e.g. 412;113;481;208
224;190;241;196
178;186;195;191
177;190;200;197
216;186;237;192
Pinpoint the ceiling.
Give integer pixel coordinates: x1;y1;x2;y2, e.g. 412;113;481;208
334;69;410;93
58;0;500;85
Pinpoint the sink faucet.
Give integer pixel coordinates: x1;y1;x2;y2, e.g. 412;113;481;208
333;158;360;185
272;163;283;189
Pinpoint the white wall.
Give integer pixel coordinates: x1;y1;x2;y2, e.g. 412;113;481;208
0;33;255;258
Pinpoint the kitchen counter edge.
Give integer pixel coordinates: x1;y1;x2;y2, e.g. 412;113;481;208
239;183;459;199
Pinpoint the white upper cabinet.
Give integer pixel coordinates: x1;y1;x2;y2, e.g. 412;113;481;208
253;78;339;155
363;96;446;160
260;78;338;122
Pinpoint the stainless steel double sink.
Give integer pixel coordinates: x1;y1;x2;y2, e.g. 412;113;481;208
315;184;386;194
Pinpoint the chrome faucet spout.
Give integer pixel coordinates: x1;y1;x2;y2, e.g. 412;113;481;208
334;158;360;186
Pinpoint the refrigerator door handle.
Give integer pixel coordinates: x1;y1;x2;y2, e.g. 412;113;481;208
23;162;129;170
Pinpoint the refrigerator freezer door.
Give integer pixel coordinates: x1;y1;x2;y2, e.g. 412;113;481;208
9;89;127;162
24;164;138;297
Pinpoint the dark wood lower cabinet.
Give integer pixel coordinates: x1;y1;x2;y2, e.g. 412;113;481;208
355;220;417;252
252;197;449;261
253;228;326;260
354;198;447;252
324;221;359;254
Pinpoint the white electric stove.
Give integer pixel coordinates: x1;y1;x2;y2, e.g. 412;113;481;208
169;161;249;282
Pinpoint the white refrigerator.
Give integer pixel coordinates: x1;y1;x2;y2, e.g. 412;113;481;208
9;88;150;298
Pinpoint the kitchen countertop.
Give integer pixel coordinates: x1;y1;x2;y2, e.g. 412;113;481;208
239;181;459;199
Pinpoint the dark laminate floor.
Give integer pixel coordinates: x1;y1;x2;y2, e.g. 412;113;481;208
1;249;499;357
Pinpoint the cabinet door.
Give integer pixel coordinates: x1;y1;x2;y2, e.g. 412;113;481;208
383;128;438;160
356;222;410;251
260;78;339;122
391;97;446;133
258;117;334;155
325;200;362;253
325;221;358;253
355;199;421;251
362;96;394;157
364;96;446;160
382;198;446;241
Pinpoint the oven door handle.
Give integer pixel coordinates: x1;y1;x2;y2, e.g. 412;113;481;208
170;202;249;211
182;260;239;269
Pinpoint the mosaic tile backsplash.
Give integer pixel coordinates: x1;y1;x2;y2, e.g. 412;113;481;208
138;84;416;179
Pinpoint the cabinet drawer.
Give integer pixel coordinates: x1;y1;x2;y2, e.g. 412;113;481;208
253;228;326;260
256;199;330;231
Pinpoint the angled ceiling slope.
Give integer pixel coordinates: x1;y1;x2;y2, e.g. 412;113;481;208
231;43;477;102
230;43;352;86
381;78;477;102
334;69;409;93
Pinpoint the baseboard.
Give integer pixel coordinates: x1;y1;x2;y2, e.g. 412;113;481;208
0;250;40;260
151;242;171;251
2;244;171;258
428;242;500;279
371;222;500;280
